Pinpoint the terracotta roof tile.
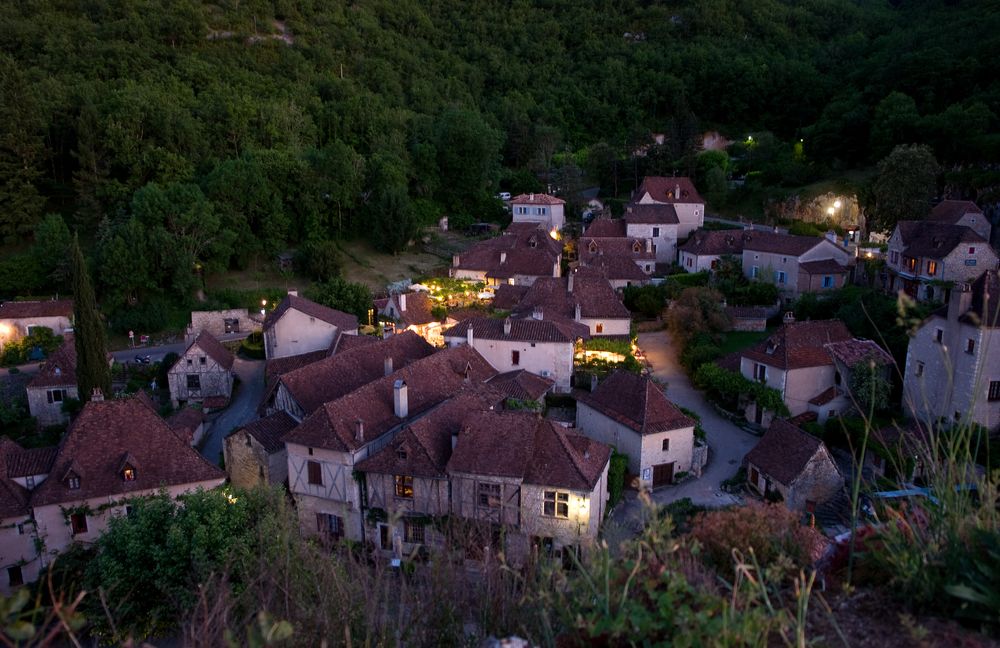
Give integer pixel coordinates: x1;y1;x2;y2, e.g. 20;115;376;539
894;221;988;259
512;274;631;322
444;316;588;344
454;226;561;278
928;200;983;224
379;292;438;328
492;285;529;311
580;370;694;434
808;386;840;406
624;203;679;225
745;419;833;486
742;320;852;370
824;339;894;367
265;349;329;380
577;257;651;282
636;176;704;205
263;294;358;333
29;395;225;507
799;259;849;275
678;229;747;256
184;331;235;371
28;337;78;388
0;299;74;320
583;218;627;237
486;370;555;401
235;410;299;454
284;346;497;452
166;406;205;431
5;445;57;478
511;193;565;206
579;237;655;263
741;231;826;256
0;438;30;519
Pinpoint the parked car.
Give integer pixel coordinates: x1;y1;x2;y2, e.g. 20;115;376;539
134;354;151;364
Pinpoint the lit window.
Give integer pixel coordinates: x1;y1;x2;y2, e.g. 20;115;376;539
404;519;425;544
596;323;604;334
543;491;570;518
395;475;413;498
122;466;136;482
478;482;501;508
926;261;937;276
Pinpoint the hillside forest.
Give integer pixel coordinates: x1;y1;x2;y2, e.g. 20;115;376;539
2;0;999;329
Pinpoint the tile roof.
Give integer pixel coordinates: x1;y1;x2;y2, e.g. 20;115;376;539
166;406;205;431
486;370;554;401
377;291;438;328
492;285;530;311
808;386;840;406
283;345;497;452
334;332;379;353
679;229;747;256
262;294;358;333
579;370;694;434
742;320;852;370
0;438;30;519
928;200;983;224
183;330;235;371
454;227;561;278
236;410;299;454
583;218;627;237
355;388;504;479
512;273;631;322
576;257;651;282
745;419;832;486
959;269;1000;328
741;231;826;256
799;259;849;275
0;299;74;320
29;395;225;507
894;221;988;259
28;337;79;388
276;331;436;416
636;177;704;205
624;203;679;225
824;339;894;367
265;349;330;380
444;317;589;344
447;411;610;491
511;193;565;206
579;237;655;263
5;445;57;478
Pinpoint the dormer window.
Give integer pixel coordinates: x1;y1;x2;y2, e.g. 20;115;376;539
632;241;642;253
397;449;407;461
122;466;136;482
68;476;80;490
765;342;776;355
589;241;598;253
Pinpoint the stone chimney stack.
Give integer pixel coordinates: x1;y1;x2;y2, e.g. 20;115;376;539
567;272;574;293
466;325;474;346
532;306;543;321
393;379;408;419
947;281;975;322
675;183;681;199
530;193;534;201
500;251;507;264
91;388;104;402
503;318;512;336
384;356;393;376
399;293;407;312
575;302;582;321
355;418;364;442
287;289;298;297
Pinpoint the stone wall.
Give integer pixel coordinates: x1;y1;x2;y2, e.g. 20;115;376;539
186;309;258;343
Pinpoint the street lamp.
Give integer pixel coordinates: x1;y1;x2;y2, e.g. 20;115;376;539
260;298;267;319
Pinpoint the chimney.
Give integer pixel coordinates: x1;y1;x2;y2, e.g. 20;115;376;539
675;183;681;199
399;293;407;312
452;253;460;266
503;318;512;336
532;306;543;321
393;379;408;419
91;388;104;402
530;193;534;201
590;373;598;392
287;289;298;297
645;238;652;253
451;432;459;451
947;281;975;322
575;302;582;321
355;418;364;442
384;356;393;376
500;251;507;264
467;325;474;346
783;311;795;324
567;272;574;293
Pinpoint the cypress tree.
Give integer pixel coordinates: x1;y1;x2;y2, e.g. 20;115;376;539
71;233;111;401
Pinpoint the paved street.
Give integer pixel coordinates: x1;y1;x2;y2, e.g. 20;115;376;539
198;357;266;466
606;329;758;539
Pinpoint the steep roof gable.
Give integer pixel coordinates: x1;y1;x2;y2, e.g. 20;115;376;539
745;419;834;486
678;229;746;256
580;370;694;434
742;320;852;370
636;177;704;205
0;438;31;519
263;294;358;333
0;299;74;320
894;221;988;259
928;200;982;224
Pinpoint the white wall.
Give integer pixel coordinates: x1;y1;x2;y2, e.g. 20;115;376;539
625;222;679;264
265;308;339;360
445;335;573;392
0;513;39;595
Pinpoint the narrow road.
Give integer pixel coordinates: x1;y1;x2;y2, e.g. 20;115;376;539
199;357;265;466
607;330;758;538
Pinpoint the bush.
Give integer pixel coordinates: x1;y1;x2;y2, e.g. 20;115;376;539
0;326;63;366
241;331;265;359
680;341;721;372
607;451;628;509
694;364;789;417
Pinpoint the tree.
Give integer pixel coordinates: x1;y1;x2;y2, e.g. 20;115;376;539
871;144;940;233
32;214;72;288
71;234;111;402
870;92;920;158
433;107;503;213
665;287;730;347
0;55;47;243
849;356;891;415
305;277;373;323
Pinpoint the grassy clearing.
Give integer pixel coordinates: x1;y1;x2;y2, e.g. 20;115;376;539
716;328;774;356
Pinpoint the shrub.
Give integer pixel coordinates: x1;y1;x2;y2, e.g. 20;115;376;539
607;450;628;509
689;502;823;578
694;364;790;417
680;341;721;372
241;331;265;359
0;326;63;366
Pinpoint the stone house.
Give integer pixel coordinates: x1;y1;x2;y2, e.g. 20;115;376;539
503;270;632;338
282;346;498;543
678;229;746;273
622;203;681;265
741;231;853;302
262;292;359;360
904;270;1000;431
26;338;81;427
576;370;701;490
510;193;566;232
166;406;207;447
744;419;844;512
1;394;224;589
575;218;656;286
885;221;997;303
443;317;588;392
374;291;456;346
450;223;562;287
167;330;236;409
185;308;258;343
631;176;705;240
0;439;48;594
484;369;555;404
724;306;767;332
740;320;893;425
224;411;299;488
926;200;992;241
0;299;74;343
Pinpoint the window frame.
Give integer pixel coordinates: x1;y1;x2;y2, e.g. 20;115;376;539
511;350;520;366
395;474;414;499
543;490;570;519
7;566;23;588
307;460;323;486
966;338;976;354
403;519;425;544
477;482;501;509
70;512;88;535
661;438;670;452
186;374;201;390
988;381;1000;402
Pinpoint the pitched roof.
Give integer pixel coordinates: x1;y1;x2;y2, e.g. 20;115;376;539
0;438;30;519
166;406;205;431
355;388;504;479
678;229;747;256
262;294;358;333
824;339;894;367
725;306;766;320
742;320;852;370
265;349;330;380
454;227;561;277
277;331;436;416
283;345;497;452
236;410;299;454
4;445;57;479
584;218;627;237
808;386;841;406
636;177;704;205
377;291;437;328
511;193;565;206
960;269;1000;328
741;231;826;256
580;370;694;434
512;273;631;322
0;299;74;320
178;330;235;371
745;419;834;486
444;317;589;344
800;259;849;275
486;370;554;401
579;237;655;263
28;337;79;388
492;285;530;310
928;200;983;225
894;221;988;259
624;203;679;225
447;411;610;491
29;395;225;507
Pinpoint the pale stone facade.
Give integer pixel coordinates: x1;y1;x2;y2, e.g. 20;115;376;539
264;308;340;360
26;384;78;427
742;239;852;301
0;513;38;595
444;333;574;392
624;221;680;265
185;309;258;343
885;222;998;303
746;444;843;512
167;339;234;408
511;195;566;232
223;431;288;489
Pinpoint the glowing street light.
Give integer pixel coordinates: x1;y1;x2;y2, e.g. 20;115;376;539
833;199;842;209
827;207;836;216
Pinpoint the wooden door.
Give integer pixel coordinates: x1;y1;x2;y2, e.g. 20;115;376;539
652;462;674;488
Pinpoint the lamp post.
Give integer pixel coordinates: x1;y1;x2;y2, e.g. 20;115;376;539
260;298;267;319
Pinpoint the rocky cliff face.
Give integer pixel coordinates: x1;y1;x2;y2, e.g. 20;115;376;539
767;192;864;230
